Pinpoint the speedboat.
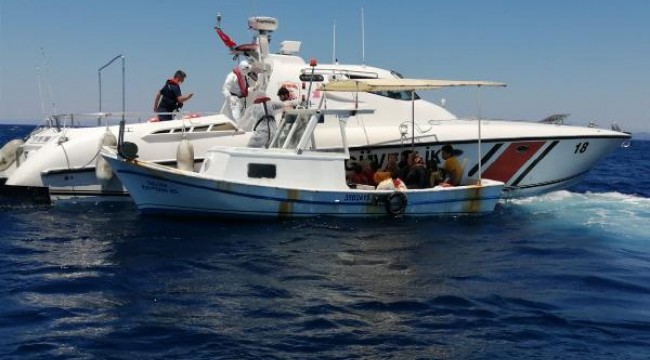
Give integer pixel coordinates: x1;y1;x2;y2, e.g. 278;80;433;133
0;14;631;204
101;78;506;218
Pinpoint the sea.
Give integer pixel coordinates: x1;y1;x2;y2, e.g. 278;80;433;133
0;124;648;359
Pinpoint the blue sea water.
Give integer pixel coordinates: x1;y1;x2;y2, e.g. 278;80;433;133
1;124;649;359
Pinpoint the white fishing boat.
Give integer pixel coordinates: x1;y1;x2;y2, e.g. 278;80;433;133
0;14;630;204
101;78;506;218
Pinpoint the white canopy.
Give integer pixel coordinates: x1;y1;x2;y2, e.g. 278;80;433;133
320;78;507;92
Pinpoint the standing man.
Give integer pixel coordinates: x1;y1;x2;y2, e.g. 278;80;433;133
153;70;194;121
222;60;255;123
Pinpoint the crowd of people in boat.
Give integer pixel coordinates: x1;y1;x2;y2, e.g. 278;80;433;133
346;145;463;190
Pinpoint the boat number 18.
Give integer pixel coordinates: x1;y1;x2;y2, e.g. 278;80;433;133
574;141;589;154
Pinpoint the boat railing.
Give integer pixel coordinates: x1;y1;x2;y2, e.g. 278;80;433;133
29;111;220;134
269;108;374;154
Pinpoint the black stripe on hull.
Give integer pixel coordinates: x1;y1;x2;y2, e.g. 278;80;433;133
511;140;559;187
468;143;503;177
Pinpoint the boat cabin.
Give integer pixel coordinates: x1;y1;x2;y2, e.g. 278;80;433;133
199;108;373;190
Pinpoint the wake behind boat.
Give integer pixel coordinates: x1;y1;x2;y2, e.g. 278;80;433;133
102;78;506;218
0;14;631;205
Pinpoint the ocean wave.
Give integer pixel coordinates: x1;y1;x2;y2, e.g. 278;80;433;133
504;191;650;241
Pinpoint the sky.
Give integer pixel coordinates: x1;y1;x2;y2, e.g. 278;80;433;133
1;0;649;133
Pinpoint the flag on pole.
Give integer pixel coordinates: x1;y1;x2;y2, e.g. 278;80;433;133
214;27;236;49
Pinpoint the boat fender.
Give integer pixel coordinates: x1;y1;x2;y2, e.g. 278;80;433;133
0;139;25;171
385;191;408;216
95;130;118;184
176;138;195;172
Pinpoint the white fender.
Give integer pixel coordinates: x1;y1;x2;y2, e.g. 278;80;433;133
95;130;117;184
0;139;25;172
176;138;195;172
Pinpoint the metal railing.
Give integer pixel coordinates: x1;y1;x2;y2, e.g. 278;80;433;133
98;54;125;126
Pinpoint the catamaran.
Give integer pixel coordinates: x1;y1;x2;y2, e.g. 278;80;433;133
0;15;631;204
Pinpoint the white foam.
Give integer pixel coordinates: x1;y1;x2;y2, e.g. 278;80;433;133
504;191;650;240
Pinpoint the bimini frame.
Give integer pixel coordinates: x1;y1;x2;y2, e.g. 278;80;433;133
320;78;506;184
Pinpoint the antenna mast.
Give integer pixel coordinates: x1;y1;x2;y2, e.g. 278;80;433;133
332;20;337;64
361;7;365;65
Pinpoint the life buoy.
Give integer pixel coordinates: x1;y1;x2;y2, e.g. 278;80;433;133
384;191;407;216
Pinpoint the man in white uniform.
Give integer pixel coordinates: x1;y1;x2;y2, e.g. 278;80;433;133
222;60;256;123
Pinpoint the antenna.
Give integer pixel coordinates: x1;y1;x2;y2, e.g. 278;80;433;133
361;7;365;65
332;20;337;64
38;48;57;115
36;65;46;117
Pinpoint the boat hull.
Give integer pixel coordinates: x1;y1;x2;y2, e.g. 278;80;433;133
2;129;627;202
347;134;628;198
104;155;503;218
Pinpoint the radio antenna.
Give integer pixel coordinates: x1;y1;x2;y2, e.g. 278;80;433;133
333;20;338;64
37;48;57;116
361;7;365;66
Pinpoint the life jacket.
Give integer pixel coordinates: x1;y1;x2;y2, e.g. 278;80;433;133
233;67;248;98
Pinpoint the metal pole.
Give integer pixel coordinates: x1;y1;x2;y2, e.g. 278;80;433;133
361;7;365;66
122;55;125;124
411;90;415;150
477;85;483;185
98;70;102;126
332;21;337;64
98;54;124;126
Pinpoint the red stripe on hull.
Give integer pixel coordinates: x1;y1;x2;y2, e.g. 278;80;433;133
482;141;545;183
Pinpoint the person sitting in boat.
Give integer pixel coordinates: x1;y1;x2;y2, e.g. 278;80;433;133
397;150;412;177
440;144;463;187
348;162;370;185
383;153;399;175
404;154;428;188
363;160;381;186
153;70;194;121
427;159;443;187
222;60;257;123
376;170;407;191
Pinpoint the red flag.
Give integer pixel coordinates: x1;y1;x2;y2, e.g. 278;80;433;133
215;27;236;49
